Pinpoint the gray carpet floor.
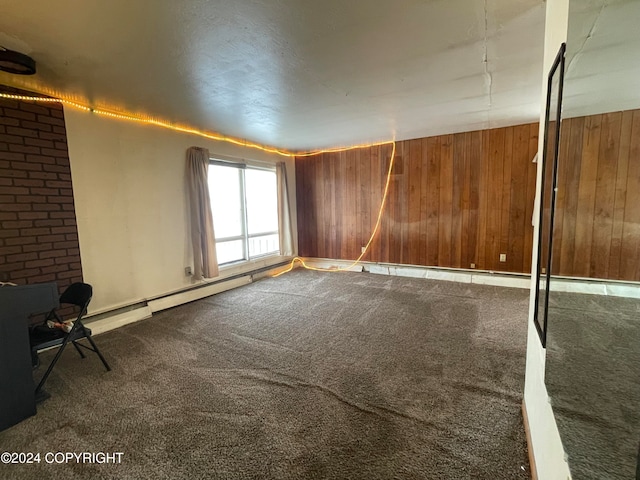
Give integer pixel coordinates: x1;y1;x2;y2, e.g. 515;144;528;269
545;291;640;480
1;270;531;479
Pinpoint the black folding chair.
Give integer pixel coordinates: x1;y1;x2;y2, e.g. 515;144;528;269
30;282;110;398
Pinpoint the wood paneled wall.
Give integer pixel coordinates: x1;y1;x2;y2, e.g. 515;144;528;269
553;109;640;281
296;123;539;274
296;111;640;281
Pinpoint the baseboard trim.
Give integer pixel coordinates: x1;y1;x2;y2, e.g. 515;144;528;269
368;263;531;289
522;399;539;480
549;277;640;299
300;257;531;289
297;257;640;297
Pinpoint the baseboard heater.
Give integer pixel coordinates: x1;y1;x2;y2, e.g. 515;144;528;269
86;276;249;336
86;260;291;336
147;276;250;313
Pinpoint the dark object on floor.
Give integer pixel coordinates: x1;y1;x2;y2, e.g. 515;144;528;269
0;282;59;431
30;282;111;398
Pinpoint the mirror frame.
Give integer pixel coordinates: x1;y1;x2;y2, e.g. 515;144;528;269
533;42;566;347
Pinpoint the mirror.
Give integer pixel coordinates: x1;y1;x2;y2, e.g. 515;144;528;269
544;0;640;478
533;43;566;347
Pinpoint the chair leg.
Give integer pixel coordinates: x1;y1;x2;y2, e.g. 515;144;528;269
31;349;40;369
85;335;111;371
72;341;86;358
35;337;71;395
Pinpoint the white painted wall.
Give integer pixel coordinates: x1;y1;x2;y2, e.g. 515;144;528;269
64;109;297;314
523;0;572;478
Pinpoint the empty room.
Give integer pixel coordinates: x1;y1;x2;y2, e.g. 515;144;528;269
1;1;639;479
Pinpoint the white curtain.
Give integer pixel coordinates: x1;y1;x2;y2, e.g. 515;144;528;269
186;147;219;279
276;162;294;256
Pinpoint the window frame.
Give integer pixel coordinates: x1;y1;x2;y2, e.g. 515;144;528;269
208;159;280;266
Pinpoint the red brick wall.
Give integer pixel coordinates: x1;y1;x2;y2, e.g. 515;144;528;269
0;86;82;319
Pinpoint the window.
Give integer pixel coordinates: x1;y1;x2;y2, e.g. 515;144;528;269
207;161;280;265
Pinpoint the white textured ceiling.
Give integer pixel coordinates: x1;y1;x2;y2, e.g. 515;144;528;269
0;0;545;151
563;0;640;118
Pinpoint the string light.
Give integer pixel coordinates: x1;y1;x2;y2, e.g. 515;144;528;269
0;92;392;157
0;91;396;277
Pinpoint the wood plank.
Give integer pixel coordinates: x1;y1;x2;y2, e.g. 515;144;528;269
484;128;505;271
322;154;333;258
380;144;393;263
315;155;326;259
408;139;423;265
551;121;571;275
522;123;539;273
477;129;490;270
508;124;530;273
370;145;383;262
306;157;318;257
425;137;440;266
399;141;411;264
306;157;316;257
620;110;640;280
500;127;513;271
558;117;584;275
390;143;405;264
573;114;602;277
438;135;453;267
359;147;371;260
467;130;482;269
451;133;465;268
346;149;358;259
336;151;345;259
354;150;362;258
539;119;557;277
328;153;338;259
608;110;633;278
294;157;307;255
460;132;472;269
590;112;621;278
419;138;429;266
388;183;401;264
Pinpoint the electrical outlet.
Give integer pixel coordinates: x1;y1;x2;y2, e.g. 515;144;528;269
361;246;366;254
470;263;476;269
499;253;507;262
185;266;192;276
